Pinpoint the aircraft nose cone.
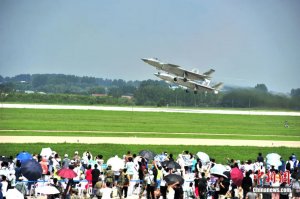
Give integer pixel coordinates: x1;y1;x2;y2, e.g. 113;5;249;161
141;58;148;62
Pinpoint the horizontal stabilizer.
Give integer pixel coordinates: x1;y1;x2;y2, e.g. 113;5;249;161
213;82;223;90
203;69;215;77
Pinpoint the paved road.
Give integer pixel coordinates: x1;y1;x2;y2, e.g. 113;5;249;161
2;103;300;116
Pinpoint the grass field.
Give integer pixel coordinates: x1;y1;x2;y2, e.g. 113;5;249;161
0;107;299;162
0;108;299;140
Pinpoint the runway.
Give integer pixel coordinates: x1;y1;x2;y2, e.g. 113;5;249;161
1;103;300;116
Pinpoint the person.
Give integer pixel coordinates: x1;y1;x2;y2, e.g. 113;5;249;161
63;179;74;199
174;183;184;199
125;157;135;180
160;168;168;199
145;169;155;199
117;168;130;199
14;160;22;181
198;172;207;199
286;156;294;172
257;153;264;163
125;151;133;163
73;151;80;162
92;164;101;188
245;187;257;199
70;189;80;199
139;169;148;199
279;182;289;199
105;165;114;187
186;182;195;199
242;171;253;199
0;182;3;199
1;176;8;199
96;155;104;172
94;180;103;199
82;189;90;199
85;165;93;189
166;182;179;199
292;178;300;198
40;157;49;179
62;154;71;168
101;182;113;199
215;176;229;199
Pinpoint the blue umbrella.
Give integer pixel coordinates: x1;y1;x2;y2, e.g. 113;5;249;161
21;159;43;181
17;152;32;163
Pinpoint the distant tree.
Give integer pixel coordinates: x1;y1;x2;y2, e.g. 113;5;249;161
291;88;300;97
108;87;122;98
254;84;268;93
0;82;15;93
88;86;106;94
32;74;48;89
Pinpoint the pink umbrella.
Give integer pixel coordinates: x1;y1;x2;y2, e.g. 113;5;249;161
230;167;243;186
57;168;77;179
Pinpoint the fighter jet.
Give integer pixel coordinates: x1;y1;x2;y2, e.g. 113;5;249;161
142;58;215;82
154;72;223;94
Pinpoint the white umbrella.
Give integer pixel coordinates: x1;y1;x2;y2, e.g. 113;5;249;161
154;154;168;162
266;153;282;168
6;188;24;199
210;164;227;178
35;185;60;195
107;155;125;171
40;147;52;159
266;153;281;160
196;152;210;165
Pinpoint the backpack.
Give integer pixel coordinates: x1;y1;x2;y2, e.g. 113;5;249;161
124;175;129;186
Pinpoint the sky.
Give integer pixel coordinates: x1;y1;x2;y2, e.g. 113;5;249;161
0;0;299;93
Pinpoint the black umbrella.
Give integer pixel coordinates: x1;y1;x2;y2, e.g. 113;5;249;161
164;174;184;185
162;160;181;170
21;159;43;181
0;156;12;163
138;150;156;161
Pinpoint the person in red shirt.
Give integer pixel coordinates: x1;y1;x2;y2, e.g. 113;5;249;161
85;165;93;189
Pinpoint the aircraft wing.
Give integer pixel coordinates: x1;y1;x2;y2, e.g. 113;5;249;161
162;63;214;81
176;78;223;94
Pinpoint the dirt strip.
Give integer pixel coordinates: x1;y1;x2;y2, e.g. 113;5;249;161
1;136;299;147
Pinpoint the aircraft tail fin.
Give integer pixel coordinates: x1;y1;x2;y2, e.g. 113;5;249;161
203;69;215;77
213;82;223;90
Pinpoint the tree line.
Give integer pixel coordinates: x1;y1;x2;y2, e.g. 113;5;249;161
0;74;299;110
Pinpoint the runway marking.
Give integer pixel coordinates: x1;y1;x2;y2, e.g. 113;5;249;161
0;129;299;138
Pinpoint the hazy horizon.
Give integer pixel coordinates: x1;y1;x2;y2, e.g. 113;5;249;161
1;0;299;93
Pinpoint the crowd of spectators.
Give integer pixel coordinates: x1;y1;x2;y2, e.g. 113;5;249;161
0;150;300;199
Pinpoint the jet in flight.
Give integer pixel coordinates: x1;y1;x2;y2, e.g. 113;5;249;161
142;58;214;82
154;72;223;94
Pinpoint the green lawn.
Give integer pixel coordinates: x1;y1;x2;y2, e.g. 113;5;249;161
0;108;299;140
0;143;298;164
